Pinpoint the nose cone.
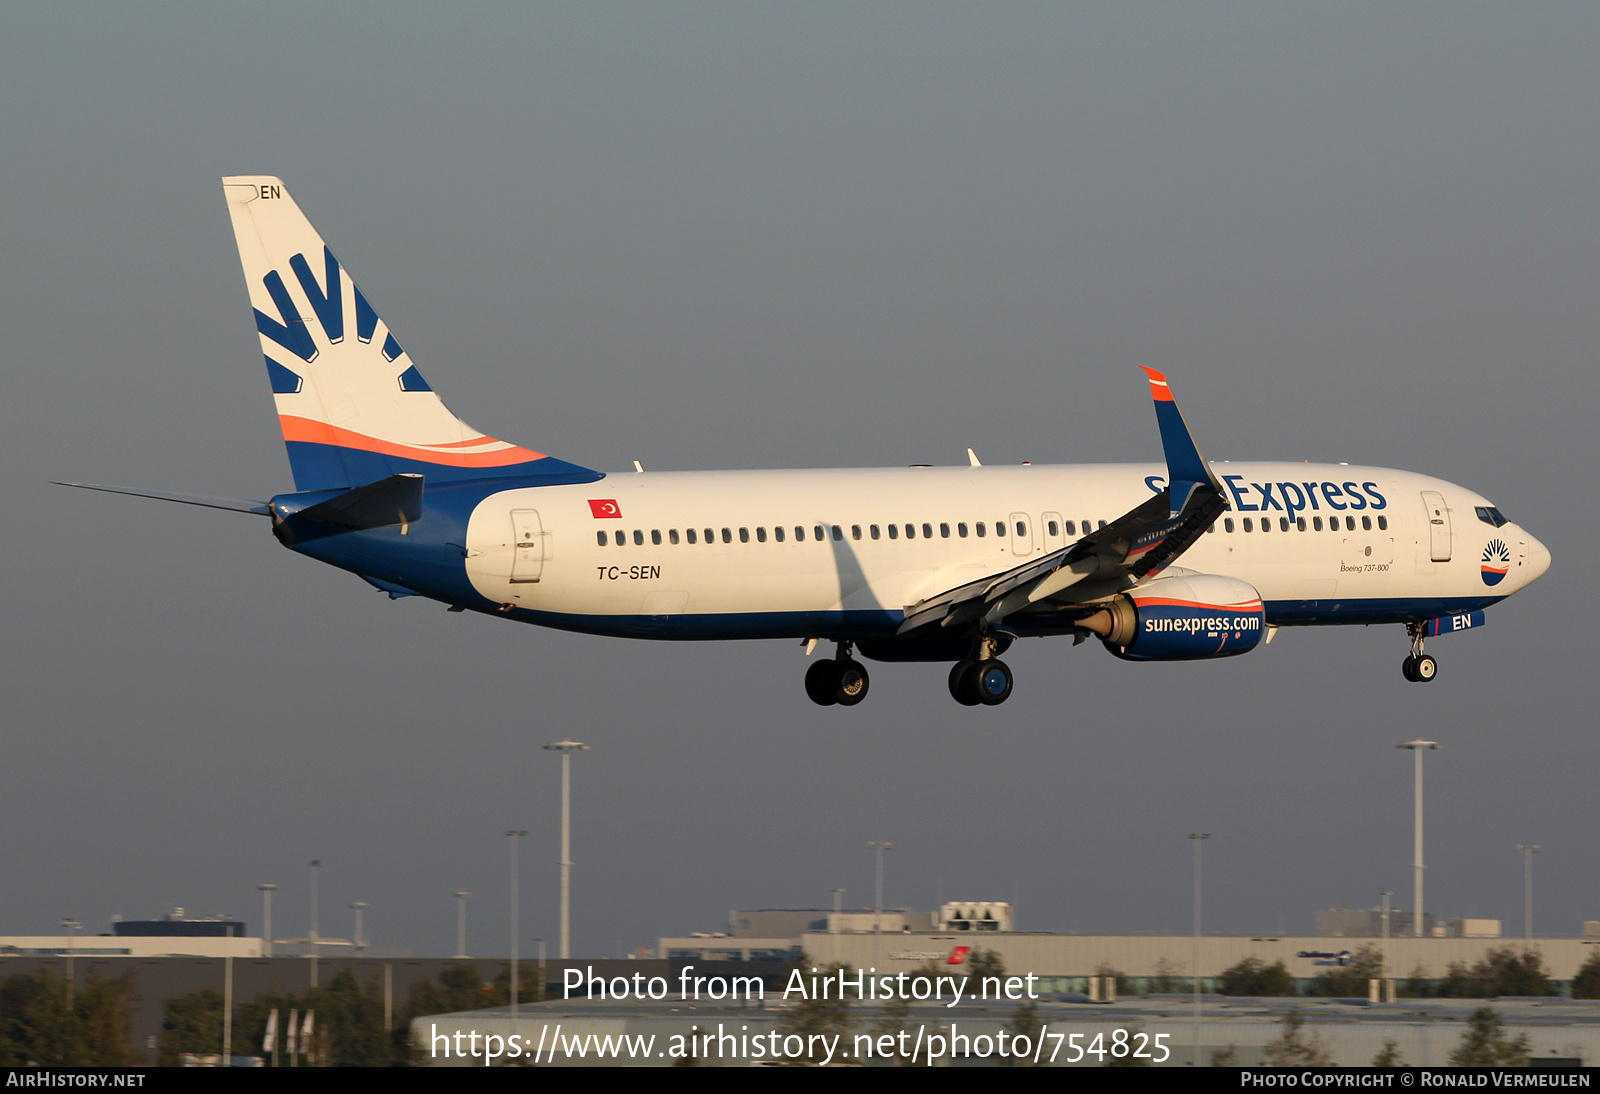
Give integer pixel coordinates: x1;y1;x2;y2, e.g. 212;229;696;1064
1521;531;1551;586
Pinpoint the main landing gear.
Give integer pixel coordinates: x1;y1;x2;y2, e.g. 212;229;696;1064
1402;623;1438;683
805;641;871;707
948;634;1014;706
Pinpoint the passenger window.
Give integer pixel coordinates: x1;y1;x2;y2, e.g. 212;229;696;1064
958;522;968;538
940;523;950;538
976;522;986;537
1225;518;1235;533
669;529;679;544
922;523;933;539
1098;521;1107;530
888;524;899;540
852;525;862;540
705;528;714;544
739;528;750;543
1243;518;1253;532
721;528;732;543
814;525;824;541
1206;523;1215;534
1047;520;1059;537
1261;518;1270;533
1279;517;1290;532
1361;515;1372;531
756;527;767;542
633;530;644;545
870;525;880;540
651;529;662;545
1065;521;1076;535
795;526;805;541
1378;515;1388;531
687;528;698;544
832;525;843;541
596;531;606;546
1296;518;1305;531
1346;516;1356;531
1015;522;1026;537
1313;517;1322;531
774;526;785;542
905;524;916;539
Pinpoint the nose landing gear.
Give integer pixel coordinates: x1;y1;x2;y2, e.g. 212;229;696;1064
804;641;871;707
1402;624;1439;683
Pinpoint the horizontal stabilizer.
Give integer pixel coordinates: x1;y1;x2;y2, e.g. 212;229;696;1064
297;473;423;529
52;482;270;515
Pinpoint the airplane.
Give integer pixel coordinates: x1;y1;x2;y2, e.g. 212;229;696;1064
57;176;1552;708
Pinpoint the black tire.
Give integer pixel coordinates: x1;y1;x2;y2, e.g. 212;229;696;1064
1401;656;1419;682
975;659;1014;706
949;660;980;706
1413;654;1438;682
805;659;839;706
834;660;870;706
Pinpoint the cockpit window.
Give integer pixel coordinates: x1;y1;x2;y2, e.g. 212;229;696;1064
1475;506;1509;528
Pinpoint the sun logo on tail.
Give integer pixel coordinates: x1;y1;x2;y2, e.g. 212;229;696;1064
1481;539;1511;586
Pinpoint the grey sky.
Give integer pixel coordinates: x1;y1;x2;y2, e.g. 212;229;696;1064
2;4;1594;957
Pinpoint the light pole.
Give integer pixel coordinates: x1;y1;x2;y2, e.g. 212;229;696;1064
258;885;278;959
1188;833;1210;1067
308;859;323;986
1396;740;1439;938
62;918;81;1004
507;830;527;1022
1380;891;1392;996
350;903;368;952
543;739;589;960
1515;846;1540;949
868;842;893;965
454;892;472;959
831;888;845;962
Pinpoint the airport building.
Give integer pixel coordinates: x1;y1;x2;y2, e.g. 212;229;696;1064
659;906;1600;993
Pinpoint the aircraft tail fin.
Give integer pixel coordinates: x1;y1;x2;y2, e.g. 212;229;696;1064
221;176;599;493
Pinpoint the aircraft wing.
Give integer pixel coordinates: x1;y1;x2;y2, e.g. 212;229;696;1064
896;369;1226;636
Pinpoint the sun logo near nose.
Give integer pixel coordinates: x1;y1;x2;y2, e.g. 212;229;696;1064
1480;539;1510;586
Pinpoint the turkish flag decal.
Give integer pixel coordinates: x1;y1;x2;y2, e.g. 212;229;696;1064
947;946;971;965
587;499;622;519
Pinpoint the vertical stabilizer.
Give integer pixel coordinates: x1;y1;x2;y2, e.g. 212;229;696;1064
222;176;597;492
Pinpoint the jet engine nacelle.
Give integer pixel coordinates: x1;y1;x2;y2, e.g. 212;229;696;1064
1080;573;1266;662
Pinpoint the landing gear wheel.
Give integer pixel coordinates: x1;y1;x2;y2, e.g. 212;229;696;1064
949;659;981;706
975;659;1013;706
1402;656;1419;682
805;659;839;706
1413;654;1438;682
834;660;870;706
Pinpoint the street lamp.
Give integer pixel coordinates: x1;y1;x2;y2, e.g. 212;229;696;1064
308;859;323;987
1188;834;1210;1067
62;918;81;1004
454;892;472;959
350;903;368;952
1515;846;1541;948
868;843;893;966
543;739;589;960
831;888;845;962
507;831;527;1022
257;885;278;959
1396;741;1439;938
1380;891;1392;997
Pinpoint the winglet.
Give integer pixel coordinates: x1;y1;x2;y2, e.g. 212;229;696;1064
1139;368;1217;516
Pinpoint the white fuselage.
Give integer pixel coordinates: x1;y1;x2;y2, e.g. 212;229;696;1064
460;461;1548;639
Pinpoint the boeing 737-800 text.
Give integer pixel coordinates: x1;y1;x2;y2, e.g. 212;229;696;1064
58;177;1551;707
